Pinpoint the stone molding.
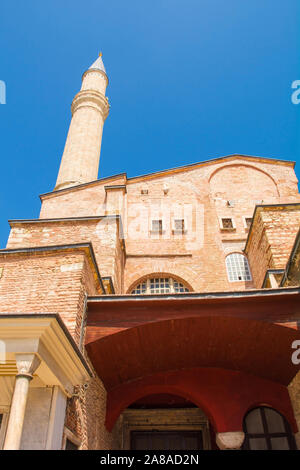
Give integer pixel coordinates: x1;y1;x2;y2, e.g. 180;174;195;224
0;315;92;396
71;90;109;119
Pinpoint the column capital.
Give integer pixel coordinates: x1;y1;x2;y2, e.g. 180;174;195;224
15;353;41;378
216;431;245;450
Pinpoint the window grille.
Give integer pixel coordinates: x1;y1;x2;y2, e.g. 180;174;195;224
131;281;147;294
173;279;189;293
131;277;190;294
225;253;251;282
151;220;163;234
221;218;234;229
242;407;296;450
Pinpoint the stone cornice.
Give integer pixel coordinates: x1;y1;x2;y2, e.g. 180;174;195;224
39;155;295;200
39;173;127;200
7;218;126;258
8;215;122;226
0;242;105;294
104;184;127;193
71;89;109;119
88;286;300;303
127;154;296;184
0;314;93;395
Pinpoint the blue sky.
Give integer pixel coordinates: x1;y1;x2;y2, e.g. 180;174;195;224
0;0;299;247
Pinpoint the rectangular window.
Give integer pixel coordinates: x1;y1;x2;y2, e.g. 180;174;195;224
243;217;252;230
220;217;235;230
173;219;186;234
175;219;184;231
151;220;163;234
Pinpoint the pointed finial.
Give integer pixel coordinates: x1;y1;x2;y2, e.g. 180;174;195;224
89;54;107;75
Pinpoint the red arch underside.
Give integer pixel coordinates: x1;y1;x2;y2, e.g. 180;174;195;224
85;297;300;433
105;367;297;433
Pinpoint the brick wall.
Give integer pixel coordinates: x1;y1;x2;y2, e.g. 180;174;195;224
65;370;120;449
7;219;124;294
2;155;300;449
38;157;300;294
40;174;126;219
246;206;300;288
0;248;99;344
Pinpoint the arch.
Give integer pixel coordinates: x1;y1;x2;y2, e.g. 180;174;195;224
86;315;300;390
243;403;296;428
129;393;198;409
125;263;198;294
105;368;297;433
208;163;279;188
127;272;193;294
209;163;280;199
107;382;215;431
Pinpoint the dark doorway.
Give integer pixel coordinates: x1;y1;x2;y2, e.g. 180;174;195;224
130;430;203;450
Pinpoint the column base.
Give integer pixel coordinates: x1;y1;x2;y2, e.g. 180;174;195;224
216;431;245;450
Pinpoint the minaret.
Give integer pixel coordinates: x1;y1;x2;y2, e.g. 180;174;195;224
55;54;110;190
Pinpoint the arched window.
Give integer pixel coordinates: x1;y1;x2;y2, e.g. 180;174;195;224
130;277;190;295
242;407;296;450
225;253;251;282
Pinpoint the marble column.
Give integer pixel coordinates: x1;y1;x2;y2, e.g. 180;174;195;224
3;353;41;450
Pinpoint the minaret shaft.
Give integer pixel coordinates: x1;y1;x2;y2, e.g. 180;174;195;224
55;59;109;191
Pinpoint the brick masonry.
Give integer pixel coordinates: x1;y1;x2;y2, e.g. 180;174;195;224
7;218;125;294
0;247;100;344
2;155;300;449
245;206;300;288
38;156;300;294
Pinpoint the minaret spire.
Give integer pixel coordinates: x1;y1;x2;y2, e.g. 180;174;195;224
54;54;110;191
89;52;107;74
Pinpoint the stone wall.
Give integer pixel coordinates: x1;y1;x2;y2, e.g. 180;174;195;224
288;372;300;448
